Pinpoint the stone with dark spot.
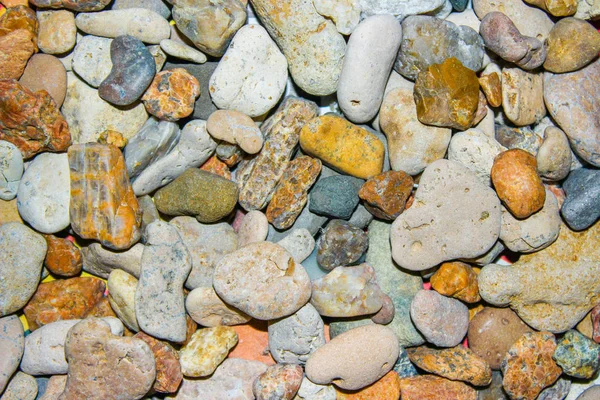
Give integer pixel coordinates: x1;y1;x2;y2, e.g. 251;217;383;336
553;330;600;379
142;67;200;121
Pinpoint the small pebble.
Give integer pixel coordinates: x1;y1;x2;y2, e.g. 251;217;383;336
206;110;263;155
142;68;201;121
253;363;303;400
43;234;82;277
0;315;24;394
179;326;238;377
544;17;600;73
0;141;23;201
430;261;480;303
309;175;364;219
536;126;572;182
159;39;207;64
316;220;368;270
277;228;316;264
237;210;269;247
358;170;413;220
107;269;139;332
1;372;37;400
18;54;67;107
36;10;77;55
133;331;183;393
186;286;251;327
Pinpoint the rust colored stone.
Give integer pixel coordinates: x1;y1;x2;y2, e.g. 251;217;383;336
592;305;600;343
68;143;142;250
238;97;319;211
1;0;29;6
469;303;484;320
479;72;502;108
253;363;303;400
182;314;198;347
0;6;37;80
491;149;546;219
97;129;127;148
336;371;401;400
501;331;562;400
266;155;322;230
23;277;108;331
430;261;480;303
30;0;111;12
358;170;413;220
0;80;70;159
43;234;82;277
406;345;492;386
134;331;183;393
200;155;231;180
228;320;276;365
414;57;480;131
142;68;200;122
0;6;37;38
399;375;477;400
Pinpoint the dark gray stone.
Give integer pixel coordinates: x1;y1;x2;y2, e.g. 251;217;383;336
164;61;219;120
450;0;468;12
309;175;364;219
561;167;600;231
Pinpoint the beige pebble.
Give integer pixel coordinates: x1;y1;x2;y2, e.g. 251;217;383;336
207;110;264;154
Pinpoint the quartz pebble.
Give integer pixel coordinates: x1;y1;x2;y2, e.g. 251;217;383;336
316;220;367;270
186;286;251;327
179;326;238;377
0;140;23;201
253;363;303;400
36;10;76;55
0;315;24;394
561;167;600;231
313;0;360;35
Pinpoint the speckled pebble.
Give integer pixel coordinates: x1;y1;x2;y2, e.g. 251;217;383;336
317;220;368;270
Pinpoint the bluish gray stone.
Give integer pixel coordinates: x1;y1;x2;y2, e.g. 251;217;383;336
553;330;600;379
309;175;364;219
394;348;418;378
450;0;468;11
561;167;600;231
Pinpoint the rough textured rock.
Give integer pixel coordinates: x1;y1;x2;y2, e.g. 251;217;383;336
359;0;444;17
316;220;368;270
379;88;451;176
495;124;542;155
253;363;303;400
391;159;501;271
186;286;250;327
213;241;311;320
479;69;502;108
553;330;600;379
0;223;45;317
524;0;577;16
69;143;141;250
0;6;38;81
0;315;24;393
164;62;217;120
502;67;545;127
398;375;477;400
19;54;67;107
544;59;600;167
44;235;82;277
133;331;182;393
294;377;336;400
179;326;238;377
430;261;480;303
478;221;600;333
299;115;385;179
80;242;143;279
71;35;112;88
135;221;191;343
0;80;70;159
501;331;562;400
142;68;200;121
30;0;111;11
249;0;345;96
305;325;399;391
335;370;401;400
36;10;76;54
1;372;37;400
358;170;413;220
561;167;600;231
309;175;364;219
277;228;315;264
537;126;572;182
544;17;600;73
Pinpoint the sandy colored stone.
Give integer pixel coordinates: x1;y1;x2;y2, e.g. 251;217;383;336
501;331;562;400
107;269;139;332
237;210;268;247
399;375;477;400
299;115;384;180
358;170;413;220
133;331;182;393
407;345;492;386
524;0;577;16
0;315;24;394
0;6;38;80
69;143;141;250
206;110;263;154
142;68;200;121
479;71;502;108
537;126;572;181
545;18;600;74
1;372;37;400
97;129;126;148
186;286;251;327
313;0;360;35
0;199;22;225
43;235;82;277
179;326;238;377
335;371;400;400
18;54;67;107
430;261;480;303
39;375;67;400
266;156;322;230
75;8;169;43
253;363;303;400
502;67;545;127
36;10;76;54
30;0;111;11
81;242;142;279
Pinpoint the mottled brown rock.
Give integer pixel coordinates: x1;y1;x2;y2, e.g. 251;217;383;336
142;68;200;122
399;375;477;400
133;331;182;393
68;143;142;250
43;235;82;277
430;261;480;303
199;155;231;180
501;331;562;400
23;277;108;331
414;57;480;130
30;0;111;12
479;72;502;108
0;80;70;159
0;6;38;80
491;149;545;218
359;170;413;220
406;345;492;386
316;220;369;271
59;318;155;400
37;10;77;55
266;155;321;230
468;307;533;370
252;363;303;400
524;0;577;16
238;97;319;211
544;18;600;73
335;371;401;400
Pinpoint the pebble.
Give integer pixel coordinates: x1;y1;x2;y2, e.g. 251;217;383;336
267;197;328;242
170;216;238;289
237;210;268;247
133;331;182;393
62;72;148;144
214;241;311;320
75;8;170;44
553;330;600;379
172;0;245;57
179;326;238;377
295;377;336;400
30;0;111;11
313;0;360;35
398;375;477;400
525;0;577;16
478;222;600;332
316;220;367;270
142;68;201;121
112;0;171;19
135;221;191;343
391;159;501;271
491;149;546;219
36;10;77;55
98;35;156;106
430;261;480;303
60;318;155;400
562;167;600;231
495;124;542;155
500;188;561;253
394;15;484;81
277;229;315;264
132;119;217;196
0;6;37;81
154;168;238;223
200;155;231;180
80;242;142;279
309;175;363;220
43;235;82;277
0;222;46;317
544;17;600;73
206;110;263;154
537;126;572;182
539;377;572;400
186;286;250;327
380;87;451;175
305;325;399;391
501;331;562;400
358;170;413;220
250;0;345;96
159;39;207;64
337;15;402;123
148;44;167;71
0;315;24;393
72;35;113;88
0;141;22;201
18;54;67;107
577;387;600;400
360;0;444;16
19;317;123;376
406;345;492;386
107;269;139;332
38;375;67;400
479;68;502;108
209;24;288;117
253;363;303;400
502;67;546;127
335;370;400;400
164;62;218;120
468;307;533;370
410;290;469;347
1;372;37;400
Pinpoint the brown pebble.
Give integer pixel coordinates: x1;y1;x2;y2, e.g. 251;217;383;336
479;72;502;108
133;331;183;393
43;235;82;277
430;261;480;303
18;54;67;107
544;17;600;73
142;68;200;121
0;6;38;80
358;170;413;220
252;363;303;400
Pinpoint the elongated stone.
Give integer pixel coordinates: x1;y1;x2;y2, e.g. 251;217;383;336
238;97;319;211
30;0;111;12
68;143;142;250
0;315;24;394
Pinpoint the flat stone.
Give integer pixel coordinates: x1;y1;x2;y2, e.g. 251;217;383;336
179;326;238;377
43;235;82;277
36;10;77;54
133;331;182;393
30;0;110;11
561;167;600;231
253;363;303;400
0;141;22;201
546;18;600;73
80;242;142;279
553;330;600;379
316;220;368;270
0;316;24;393
358;0;444;17
277;228;316;264
1;372;37;400
72;35;113;88
186;286;250;327
142;68;200;121
160;39;207;64
309;175;364;219
107;269;139;331
502;67;545;126
19;54;67;107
